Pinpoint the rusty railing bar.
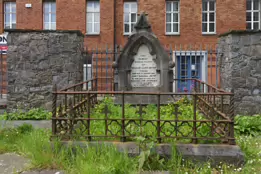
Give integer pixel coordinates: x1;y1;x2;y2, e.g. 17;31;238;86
121;91;126;142
52;84;57;135
52;118;231;122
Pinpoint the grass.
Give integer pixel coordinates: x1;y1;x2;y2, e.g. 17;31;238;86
0;123;261;174
0;98;260;173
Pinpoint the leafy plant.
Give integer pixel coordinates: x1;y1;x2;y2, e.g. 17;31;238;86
234;115;261;136
0;108;52;120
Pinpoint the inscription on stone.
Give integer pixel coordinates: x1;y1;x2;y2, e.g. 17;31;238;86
130;44;159;87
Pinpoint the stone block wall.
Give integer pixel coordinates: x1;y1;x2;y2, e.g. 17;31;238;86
218;30;261;115
6;30;84;111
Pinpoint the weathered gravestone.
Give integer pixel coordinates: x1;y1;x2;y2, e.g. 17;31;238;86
113;13;175;104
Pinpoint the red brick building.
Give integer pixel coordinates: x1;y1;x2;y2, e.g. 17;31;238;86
0;0;259;92
0;0;255;47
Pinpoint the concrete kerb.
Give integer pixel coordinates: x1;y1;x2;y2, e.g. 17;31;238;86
52;141;245;168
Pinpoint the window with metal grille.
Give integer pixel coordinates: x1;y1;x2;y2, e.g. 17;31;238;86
4;2;16;29
246;0;261;30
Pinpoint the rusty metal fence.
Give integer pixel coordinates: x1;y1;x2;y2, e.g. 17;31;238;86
0;49;7;100
51;78;235;145
82;45;220;92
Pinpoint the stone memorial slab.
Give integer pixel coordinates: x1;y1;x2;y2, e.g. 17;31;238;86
113;13;175;104
130;44;159;87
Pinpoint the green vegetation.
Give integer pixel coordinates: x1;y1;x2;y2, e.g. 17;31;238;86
71;97;213;143
0;123;260;174
0;98;260;173
0;108;52;120
234;115;261;136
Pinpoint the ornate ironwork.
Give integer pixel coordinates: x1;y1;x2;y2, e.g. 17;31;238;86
51;78;235;145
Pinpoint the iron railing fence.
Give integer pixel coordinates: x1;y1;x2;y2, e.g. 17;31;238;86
82;44;220;92
0;49;7;100
51;78;235;145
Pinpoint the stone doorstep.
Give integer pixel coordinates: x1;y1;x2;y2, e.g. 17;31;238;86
55;141;245;168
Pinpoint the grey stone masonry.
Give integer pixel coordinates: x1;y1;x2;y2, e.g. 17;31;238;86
6;29;84;111
218;30;261;115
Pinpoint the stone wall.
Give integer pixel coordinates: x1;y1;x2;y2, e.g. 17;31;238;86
6;29;84;111
218;30;261;115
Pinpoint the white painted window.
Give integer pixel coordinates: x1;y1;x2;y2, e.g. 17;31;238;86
246;0;261;30
124;2;137;35
4;2;16;29
202;0;216;34
166;1;180;34
43;1;56;30
87;1;100;34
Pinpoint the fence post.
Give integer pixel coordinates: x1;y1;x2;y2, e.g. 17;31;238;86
121;91;126;142
229;89;236;145
87;91;91;141
52;84;57;136
192;93;198;144
157;93;161;143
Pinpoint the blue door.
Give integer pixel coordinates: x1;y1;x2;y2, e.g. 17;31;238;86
177;55;201;92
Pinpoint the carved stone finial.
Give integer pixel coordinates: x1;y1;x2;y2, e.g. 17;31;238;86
134;12;151;32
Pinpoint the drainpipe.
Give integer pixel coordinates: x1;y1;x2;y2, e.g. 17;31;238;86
113;0;117;61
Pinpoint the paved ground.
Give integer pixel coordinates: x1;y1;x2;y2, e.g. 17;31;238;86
0;120;51;129
0;153;63;174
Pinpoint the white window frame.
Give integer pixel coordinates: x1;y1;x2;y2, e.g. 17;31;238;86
4;2;16;29
86;1;100;35
43;1;56;30
123;2;138;35
246;0;261;30
202;0;216;34
165;1;180;35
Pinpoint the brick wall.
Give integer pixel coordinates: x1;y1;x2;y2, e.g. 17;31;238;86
16;0;43;30
116;0;246;46
0;0;247;47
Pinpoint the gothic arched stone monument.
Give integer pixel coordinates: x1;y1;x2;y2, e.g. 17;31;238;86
113;13;175;104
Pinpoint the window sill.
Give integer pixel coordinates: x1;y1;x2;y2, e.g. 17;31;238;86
85;33;100;36
202;32;216;36
123;33;131;36
165;33;180;36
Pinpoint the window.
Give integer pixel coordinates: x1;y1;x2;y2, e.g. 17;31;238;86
166;1;180;34
4;2;16;29
202;0;216;34
43;1;56;30
246;0;261;30
124;2;137;35
87;1;100;34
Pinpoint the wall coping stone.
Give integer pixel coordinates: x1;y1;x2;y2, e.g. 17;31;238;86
4;29;84;37
219;30;261;37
